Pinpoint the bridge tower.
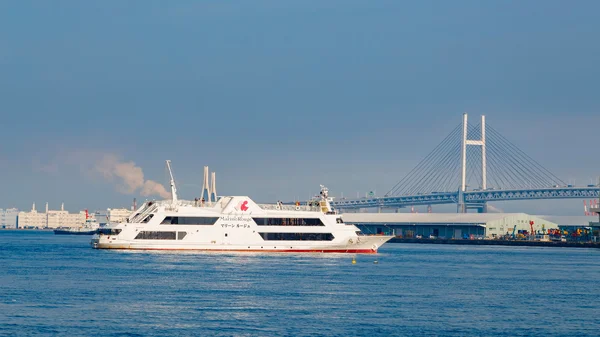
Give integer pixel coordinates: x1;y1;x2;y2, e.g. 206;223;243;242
458;113;487;213
355;113;588;214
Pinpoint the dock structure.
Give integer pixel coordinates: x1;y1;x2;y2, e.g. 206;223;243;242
390;237;600;248
343;213;556;239
343;212;599;242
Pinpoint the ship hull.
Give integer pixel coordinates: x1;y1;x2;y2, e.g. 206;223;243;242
91;235;393;254
54;229;97;235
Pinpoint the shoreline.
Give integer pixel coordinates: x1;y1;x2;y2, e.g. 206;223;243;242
390;237;600;248
0;228;55;231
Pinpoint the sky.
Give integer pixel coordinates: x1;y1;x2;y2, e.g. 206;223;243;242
0;0;599;215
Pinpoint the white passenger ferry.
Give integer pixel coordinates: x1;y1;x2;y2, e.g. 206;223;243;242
91;161;393;253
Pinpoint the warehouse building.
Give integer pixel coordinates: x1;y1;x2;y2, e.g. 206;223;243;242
0;208;19;229
342;213;560;239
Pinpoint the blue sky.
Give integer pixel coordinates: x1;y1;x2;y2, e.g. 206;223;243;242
0;1;599;215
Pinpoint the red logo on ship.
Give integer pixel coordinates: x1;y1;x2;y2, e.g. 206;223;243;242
238;200;249;211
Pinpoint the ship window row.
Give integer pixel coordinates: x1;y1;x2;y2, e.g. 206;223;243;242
134;231;176;240
98;228;122;236
133;231;188;240
258;233;334;241
252;218;324;226
161;216;218;225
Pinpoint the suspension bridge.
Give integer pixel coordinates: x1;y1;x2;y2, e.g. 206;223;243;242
331;113;599;213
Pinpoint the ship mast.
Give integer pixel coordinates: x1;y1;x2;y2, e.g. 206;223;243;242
319;184;335;214
166;160;178;205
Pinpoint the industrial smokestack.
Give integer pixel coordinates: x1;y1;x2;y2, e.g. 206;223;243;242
45;202;48;213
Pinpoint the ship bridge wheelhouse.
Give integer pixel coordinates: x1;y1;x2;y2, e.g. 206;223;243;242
160;216;219;225
98;228;122;236
252;217;325;226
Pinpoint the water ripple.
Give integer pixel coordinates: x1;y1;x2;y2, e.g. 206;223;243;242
1;231;599;336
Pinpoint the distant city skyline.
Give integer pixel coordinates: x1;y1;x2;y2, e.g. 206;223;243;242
1;1;599;215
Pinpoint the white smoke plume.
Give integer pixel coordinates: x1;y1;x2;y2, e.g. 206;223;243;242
487;204;504;213
95;154;171;199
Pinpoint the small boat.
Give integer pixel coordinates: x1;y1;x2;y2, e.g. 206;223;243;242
54;218;100;235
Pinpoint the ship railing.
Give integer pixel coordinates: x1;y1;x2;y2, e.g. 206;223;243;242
129;202;158;223
258;204;321;212
154;199;218;208
155;199;329;211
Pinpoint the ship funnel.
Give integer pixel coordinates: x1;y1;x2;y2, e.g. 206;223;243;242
210;172;217;202
201;166;210;203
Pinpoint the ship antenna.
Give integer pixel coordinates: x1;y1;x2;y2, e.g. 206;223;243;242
166;160;178;205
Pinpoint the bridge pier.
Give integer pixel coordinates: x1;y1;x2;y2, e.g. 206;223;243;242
458;189;489;213
479;202;488;213
458;189;466;213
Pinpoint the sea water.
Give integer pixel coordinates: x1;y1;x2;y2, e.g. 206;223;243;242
1;230;599;336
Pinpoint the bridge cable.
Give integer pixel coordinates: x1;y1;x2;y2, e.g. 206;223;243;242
486;129;550;188
487;125;565;186
405;135;461;195
387;123;462;195
386;123;461;195
395;123;462;195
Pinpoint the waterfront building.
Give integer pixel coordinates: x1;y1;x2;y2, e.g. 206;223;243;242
17;204;46;229
0;208;19;229
107;208;133;223
17;203;87;229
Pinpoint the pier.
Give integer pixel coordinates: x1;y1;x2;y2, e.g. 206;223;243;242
390;237;600;248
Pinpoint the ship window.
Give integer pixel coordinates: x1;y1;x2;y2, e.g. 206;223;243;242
141;214;154;223
258;233;334;241
161;216;218;225
336;217;344;224
177;231;187;240
252;218;324;226
98;228;122;236
134;231;176;240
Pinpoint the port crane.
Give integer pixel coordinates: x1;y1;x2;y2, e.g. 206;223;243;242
529;221;535;236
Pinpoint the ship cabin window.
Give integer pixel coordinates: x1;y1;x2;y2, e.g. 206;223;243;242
141;214;154;223
134;231;176;240
177;232;187;240
259;233;334;241
252;218;324;226
336;217;344;224
98;228;122;236
160;216;218;225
